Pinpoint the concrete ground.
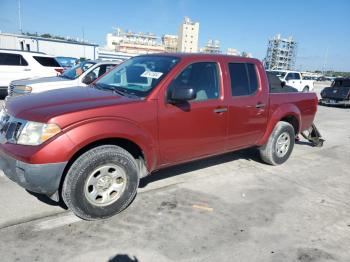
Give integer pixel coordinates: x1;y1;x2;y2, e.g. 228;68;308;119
0;82;349;262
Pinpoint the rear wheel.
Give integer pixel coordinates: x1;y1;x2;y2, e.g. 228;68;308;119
259;121;295;165
62;145;139;220
302;86;309;92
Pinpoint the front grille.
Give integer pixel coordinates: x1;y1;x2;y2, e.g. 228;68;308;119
0;110;25;143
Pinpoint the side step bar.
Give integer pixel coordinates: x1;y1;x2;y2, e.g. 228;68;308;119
300;123;325;147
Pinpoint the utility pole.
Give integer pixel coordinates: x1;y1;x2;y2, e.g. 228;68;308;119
322;46;329;76
18;0;23;34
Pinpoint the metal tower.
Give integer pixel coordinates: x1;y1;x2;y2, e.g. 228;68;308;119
264;34;297;70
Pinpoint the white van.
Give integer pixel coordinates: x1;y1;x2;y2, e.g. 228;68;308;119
0;49;63;97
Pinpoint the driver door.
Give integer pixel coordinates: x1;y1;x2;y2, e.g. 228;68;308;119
158;61;228;165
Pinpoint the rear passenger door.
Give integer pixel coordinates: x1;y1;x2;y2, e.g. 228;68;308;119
226;62;268;149
0;53;31;87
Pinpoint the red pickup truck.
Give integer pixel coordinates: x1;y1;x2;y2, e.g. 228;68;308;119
0;54;318;220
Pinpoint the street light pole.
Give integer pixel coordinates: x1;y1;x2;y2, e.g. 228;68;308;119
18;0;23;34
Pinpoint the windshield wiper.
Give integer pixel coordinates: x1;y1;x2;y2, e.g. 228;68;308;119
93;83;138;98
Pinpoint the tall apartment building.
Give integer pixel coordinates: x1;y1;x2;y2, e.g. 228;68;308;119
264;34;297;70
177;17;199;53
162;34;178;53
200;39;221;54
106;28;164;55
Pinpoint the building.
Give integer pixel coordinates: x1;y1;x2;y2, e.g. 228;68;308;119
106;28;165;55
264;34;297;70
177;17;199;53
162;34;178;53
97;49;134;62
0;32;98;59
227;48;240;56
200;39;221;54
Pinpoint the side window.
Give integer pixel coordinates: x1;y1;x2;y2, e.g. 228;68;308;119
229;63;258;96
294;73;301;80
285;73;293;81
0;53;28;66
33;56;61;67
90;64;115;79
169;62;220;101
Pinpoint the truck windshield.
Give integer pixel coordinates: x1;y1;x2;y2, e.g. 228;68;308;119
95;56;180;97
61;61;95;80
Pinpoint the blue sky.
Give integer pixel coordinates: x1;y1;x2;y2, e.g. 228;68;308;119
0;0;349;71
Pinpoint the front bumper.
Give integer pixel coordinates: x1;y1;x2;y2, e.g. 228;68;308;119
0;150;67;196
319;98;350;106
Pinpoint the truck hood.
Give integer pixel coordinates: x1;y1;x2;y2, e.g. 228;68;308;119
5;86;139;123
11;76;70;86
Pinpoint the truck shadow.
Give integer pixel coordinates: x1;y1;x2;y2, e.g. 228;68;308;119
139;147;261;188
26;190;68;209
26;147;262;208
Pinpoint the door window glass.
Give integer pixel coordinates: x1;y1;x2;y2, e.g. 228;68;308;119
229;63;258;96
0;53;28;66
294;73;301;80
169;62;220;101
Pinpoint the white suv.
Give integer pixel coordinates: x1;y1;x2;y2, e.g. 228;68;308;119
8;60;120;97
0;49;63;97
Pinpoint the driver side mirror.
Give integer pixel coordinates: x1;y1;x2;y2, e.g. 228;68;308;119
82;73;96;85
168;84;196;103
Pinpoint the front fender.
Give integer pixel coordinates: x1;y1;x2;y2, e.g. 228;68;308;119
64;117;158;171
257;103;301;146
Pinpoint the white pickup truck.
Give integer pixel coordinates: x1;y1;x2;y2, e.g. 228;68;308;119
267;70;314;92
8;60;120;97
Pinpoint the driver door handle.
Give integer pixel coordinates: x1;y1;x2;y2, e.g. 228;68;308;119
214;107;228;113
255;103;266;109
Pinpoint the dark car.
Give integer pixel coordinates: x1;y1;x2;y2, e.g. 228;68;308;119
319;78;350;107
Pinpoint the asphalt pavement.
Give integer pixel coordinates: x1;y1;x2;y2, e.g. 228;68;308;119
0;82;350;262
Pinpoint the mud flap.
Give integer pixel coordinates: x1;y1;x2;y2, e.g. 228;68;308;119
300;123;325;147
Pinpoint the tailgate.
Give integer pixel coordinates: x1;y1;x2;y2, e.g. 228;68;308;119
321;87;350;100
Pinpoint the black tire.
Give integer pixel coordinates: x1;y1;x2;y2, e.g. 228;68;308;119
259;121;295;165
62;145;139;220
302;86;309;92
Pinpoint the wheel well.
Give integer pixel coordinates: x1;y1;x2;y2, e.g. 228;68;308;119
58;138;145;197
281;115;299;134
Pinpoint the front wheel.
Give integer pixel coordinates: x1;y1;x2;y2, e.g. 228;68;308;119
259;121;295;165
62;145;139;220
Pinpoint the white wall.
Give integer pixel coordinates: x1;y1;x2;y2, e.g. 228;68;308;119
0;34;97;59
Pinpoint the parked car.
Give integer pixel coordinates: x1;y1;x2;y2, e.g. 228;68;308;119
319;78;350;107
8;60;120;97
0;54;318;220
266;71;298;93
55;56;78;71
267;70;314;92
0;49;63;97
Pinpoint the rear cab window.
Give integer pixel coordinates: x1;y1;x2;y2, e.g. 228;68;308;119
228;63;258;96
33;56;61;67
0;53;28;66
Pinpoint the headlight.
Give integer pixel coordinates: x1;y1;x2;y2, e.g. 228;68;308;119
17;121;61;145
14;85;32;93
